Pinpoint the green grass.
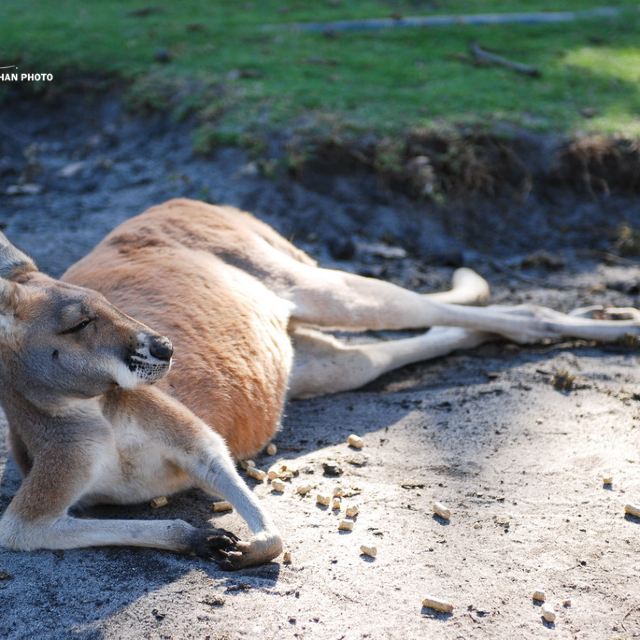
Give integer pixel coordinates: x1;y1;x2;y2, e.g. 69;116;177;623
2;1;640;140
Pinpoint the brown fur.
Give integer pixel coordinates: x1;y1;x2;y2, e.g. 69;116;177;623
63;199;299;458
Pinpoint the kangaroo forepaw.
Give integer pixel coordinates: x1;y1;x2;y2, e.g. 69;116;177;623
190;526;240;559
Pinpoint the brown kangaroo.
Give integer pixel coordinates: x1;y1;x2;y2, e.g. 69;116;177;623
1;198;638;568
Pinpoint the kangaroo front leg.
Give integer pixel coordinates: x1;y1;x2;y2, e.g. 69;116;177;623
0;446;233;557
175;430;282;570
135;388;283;570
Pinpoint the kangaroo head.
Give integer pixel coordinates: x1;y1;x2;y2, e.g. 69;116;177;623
0;232;173;403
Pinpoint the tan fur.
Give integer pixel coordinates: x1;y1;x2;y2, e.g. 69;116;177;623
2;197;640;568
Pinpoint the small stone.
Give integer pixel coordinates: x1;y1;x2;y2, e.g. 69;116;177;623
282;551;292;564
6;183;41;196
266;443;277;456
154;48;172;63
150;496;168;508
58;161;86;178
322;461;343;477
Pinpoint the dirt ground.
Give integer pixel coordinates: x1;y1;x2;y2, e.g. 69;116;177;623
0;93;639;639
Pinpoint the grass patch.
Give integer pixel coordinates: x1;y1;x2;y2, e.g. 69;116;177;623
1;1;640;139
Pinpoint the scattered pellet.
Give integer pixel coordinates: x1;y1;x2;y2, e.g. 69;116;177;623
338;519;354;531
333;486;344;498
267;462;298;481
532;589;545;602
247;467;267;482
150;496;168;509
332;497;341;510
271;479;286;493
432;501;451;520
240;459;255;470
345;505;359;518
602;474;613;486
212;501;233;513
266;443;277;456
316;494;331;507
421;596;453;614
296;484;312;496
347;434;364;449
624;503;640;518
541;604;556;623
282;551;292;564
360;545;377;558
563;598;572;608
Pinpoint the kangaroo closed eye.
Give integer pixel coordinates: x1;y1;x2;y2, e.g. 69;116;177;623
60;319;93;335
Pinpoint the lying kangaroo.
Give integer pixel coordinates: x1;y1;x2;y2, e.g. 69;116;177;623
1;198;638;568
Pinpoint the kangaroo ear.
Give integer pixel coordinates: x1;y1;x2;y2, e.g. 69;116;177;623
0;231;37;280
0;277;20;333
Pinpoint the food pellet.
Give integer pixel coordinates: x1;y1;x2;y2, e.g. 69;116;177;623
296;484;312;496
212;501;233;513
271;479;286;493
563;599;572;608
360;545;377;558
347;434;364;449
247;467;267;482
316;494;331;507
150;496;168;509
267;470;279;481
333;486;344;498
266;443;277;456
240;459;255;470
602;474;613;485
432;501;451;520
282;551;292;564
332;497;341;510
624;503;640;518
338;519;354;531
421;596;454;614
532;589;545;602
541;604;556;623
345;505;359;518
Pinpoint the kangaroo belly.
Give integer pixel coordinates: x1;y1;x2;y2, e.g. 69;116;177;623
80;417;193;507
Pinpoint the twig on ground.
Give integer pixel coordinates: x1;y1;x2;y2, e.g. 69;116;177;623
469;42;541;77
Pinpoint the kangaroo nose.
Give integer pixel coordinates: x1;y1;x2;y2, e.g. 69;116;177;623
149;336;173;361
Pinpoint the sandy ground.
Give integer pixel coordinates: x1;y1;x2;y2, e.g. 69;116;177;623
0;93;639;639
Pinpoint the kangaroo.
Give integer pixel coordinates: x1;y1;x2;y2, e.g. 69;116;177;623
1;198;639;569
